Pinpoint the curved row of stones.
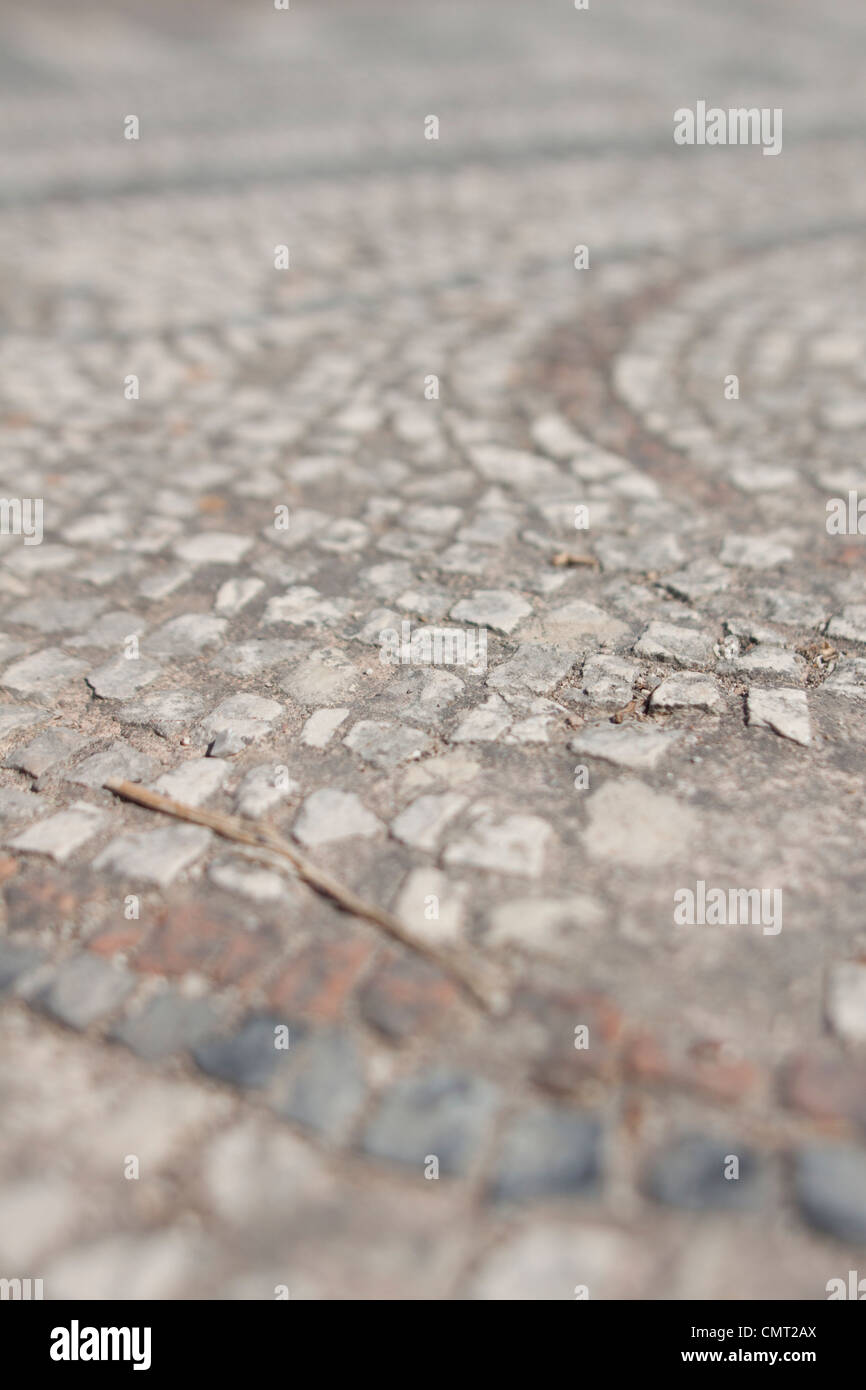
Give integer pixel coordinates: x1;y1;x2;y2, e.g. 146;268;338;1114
2;78;866;1285
1;348;865;1252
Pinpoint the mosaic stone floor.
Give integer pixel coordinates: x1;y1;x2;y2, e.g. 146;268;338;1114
1;0;865;1298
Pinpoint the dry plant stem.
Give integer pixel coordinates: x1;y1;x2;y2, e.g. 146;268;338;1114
104;778;506;1014
551;551;598;567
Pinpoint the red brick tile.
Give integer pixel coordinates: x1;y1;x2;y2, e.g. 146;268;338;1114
358;952;460;1041
268;938;374;1023
87;924;147;958
782;1054;866;1133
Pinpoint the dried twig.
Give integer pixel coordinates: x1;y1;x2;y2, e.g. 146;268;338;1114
551;550;598;568
797;639;837;666
611;698;638;724
104;778;508;1015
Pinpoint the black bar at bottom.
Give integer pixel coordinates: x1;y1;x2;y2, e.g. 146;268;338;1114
3;1298;861;1374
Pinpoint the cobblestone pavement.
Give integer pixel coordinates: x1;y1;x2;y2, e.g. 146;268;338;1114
2;0;866;1299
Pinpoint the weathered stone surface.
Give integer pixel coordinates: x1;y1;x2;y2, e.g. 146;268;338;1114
634;622;714;668
644;1136;766;1210
293;789;383;845
822;658;866;699
2;648;88;698
394;867;467;946
746;688;811;746
111;993;224;1061
148;614;227;655
663;560;730;602
271;1029;366;1138
8;597;105;633
234;762;298;818
466;1223;652;1300
0;787;40;824
719;535;793;569
9;802;106;862
581;779;696;865
86;657;161;700
214;638;307;678
485;895;606;954
825;962;866;1044
265;587;352;627
726;645;806;680
118;691;206;738
3;874;85;935
579;654;639;708
153;758;230;806
793;1147;866;1241
443;806;552;878
34;955;135;1029
827;606;866;645
67;741;155;789
451;694;511;743
209;857;287;903
0;706;47;740
358;954;461;1041
343;719;430;770
93;825;212;885
649;671;723;713
488;644;578;695
526;599;629;647
193;1015;299;1090
390;793;468;851
0;941;43;993
173;531;253;565
214;576;265;615
449;589;531;635
360;1069;500;1175
487;1109;602;1203
300;707;350;748
523;989;624;1091
4;727;90;777
3;0;866;1299
569;722;681;770
200;695;284;754
69;609;147;650
133;899;273;984
267;940;374;1023
782;1054;866;1131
